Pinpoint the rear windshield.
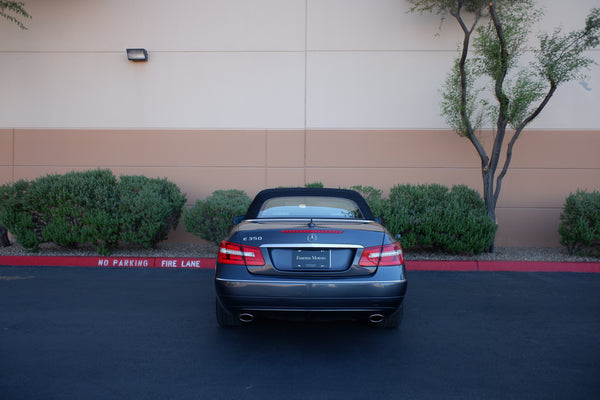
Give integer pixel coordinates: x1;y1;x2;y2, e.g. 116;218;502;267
257;196;364;219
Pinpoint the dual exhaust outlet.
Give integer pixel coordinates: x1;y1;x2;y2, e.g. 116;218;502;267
239;313;255;323
368;313;385;324
238;312;385;324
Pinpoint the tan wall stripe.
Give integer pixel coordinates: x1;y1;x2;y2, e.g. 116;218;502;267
2;128;599;248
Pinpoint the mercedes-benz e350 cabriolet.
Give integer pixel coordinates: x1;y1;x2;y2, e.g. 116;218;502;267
214;188;407;328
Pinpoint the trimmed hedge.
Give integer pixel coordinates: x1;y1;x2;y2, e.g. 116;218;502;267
0;169;186;255
384;184;497;254
184;184;325;245
353;184;496;254
559;190;600;257
183;183;496;255
117;175;187;249
182;190;252;246
349;185;389;223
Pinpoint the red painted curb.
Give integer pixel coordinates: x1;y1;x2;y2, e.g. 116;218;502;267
0;255;216;269
406;260;479;271
1;255;599;273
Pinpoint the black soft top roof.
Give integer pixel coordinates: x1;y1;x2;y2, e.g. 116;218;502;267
244;187;375;220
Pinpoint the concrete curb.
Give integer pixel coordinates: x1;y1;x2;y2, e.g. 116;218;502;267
1;255;600;273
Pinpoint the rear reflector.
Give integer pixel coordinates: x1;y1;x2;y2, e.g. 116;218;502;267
281;229;343;234
359;242;404;267
218;241;265;266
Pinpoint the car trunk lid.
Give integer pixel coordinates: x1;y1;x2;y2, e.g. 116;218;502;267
231;219;388;276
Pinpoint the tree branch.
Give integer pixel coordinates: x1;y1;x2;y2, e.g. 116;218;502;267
452;3;476;137
451;2;489;168
486;1;510;198
494;82;558;204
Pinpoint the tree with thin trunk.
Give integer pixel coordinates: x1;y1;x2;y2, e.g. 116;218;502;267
408;0;600;228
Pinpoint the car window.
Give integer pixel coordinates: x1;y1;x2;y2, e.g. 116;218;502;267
257;196;364;219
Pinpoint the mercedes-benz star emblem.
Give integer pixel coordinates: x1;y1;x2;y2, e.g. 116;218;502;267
307;233;318;242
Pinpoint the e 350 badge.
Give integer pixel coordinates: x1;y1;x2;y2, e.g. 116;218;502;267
242;236;263;242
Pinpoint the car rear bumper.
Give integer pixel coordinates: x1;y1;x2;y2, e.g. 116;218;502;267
215;264;407;313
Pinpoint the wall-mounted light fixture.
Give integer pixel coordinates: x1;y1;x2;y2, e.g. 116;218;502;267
126;48;148;62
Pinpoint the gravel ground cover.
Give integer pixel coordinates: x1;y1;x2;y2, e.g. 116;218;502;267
0;241;598;263
406;246;599;263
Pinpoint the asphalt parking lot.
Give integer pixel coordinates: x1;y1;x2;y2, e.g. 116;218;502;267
1;266;599;400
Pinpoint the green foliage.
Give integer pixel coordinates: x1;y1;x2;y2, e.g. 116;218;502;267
386;184;497;254
0;1;31;29
349;185;389;223
409;0;600;225
536;8;600;85
304;182;324;188
0;179;38;250
0;169;186;255
117;176;186;249
559;190;600;257
0;170;120;254
441;59;487;136
474;2;541;79
183;184;496;254
438;0;590;133
183;190;252;245
504;70;546;129
407;0;490;19
40;170;119;254
350;184;496;254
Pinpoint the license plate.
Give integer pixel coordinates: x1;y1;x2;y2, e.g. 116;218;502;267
293;249;331;269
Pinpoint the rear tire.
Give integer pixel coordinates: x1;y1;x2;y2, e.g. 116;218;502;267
216;297;242;327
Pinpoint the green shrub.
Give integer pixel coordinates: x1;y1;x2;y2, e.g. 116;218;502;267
0;169;186;254
0;170;119;253
347;183;495;254
183;189;252;245
559;190;600;257
348;185;390;223
118;175;186;249
304;182;324;188
386;183;496;254
0;179;38;250
43;170;119;254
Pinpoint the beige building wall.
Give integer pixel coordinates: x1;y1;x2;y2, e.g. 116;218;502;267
1;0;599;247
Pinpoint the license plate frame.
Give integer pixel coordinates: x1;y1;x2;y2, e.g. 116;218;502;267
293;249;331;269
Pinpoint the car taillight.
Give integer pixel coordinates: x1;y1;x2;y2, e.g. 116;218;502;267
359;242;404;267
218;241;265;266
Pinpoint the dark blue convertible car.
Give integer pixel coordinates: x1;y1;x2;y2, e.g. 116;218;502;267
214;187;407;328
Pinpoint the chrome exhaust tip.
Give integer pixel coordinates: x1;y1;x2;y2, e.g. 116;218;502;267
369;314;385;324
239;313;255;323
